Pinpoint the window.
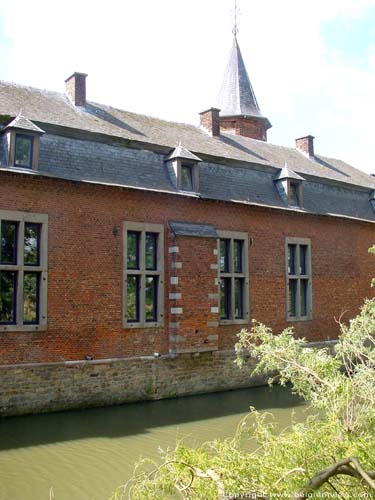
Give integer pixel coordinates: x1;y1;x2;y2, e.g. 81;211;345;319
180;164;194;191
0;211;48;331
217;230;249;324
289;182;300;207
286;238;312;320
15;134;34;168
123;222;164;327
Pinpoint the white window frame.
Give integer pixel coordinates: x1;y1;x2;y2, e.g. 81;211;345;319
285;237;312;321
0;210;48;332
123;222;164;328
217;230;249;325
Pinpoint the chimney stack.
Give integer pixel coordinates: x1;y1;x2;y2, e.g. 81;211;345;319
199;108;221;137
295;135;315;158
65;72;88;107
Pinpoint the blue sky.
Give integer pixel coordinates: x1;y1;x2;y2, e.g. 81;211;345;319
0;0;374;174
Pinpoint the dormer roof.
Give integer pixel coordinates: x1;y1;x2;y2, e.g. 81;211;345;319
274;163;305;182
4;113;45;134
165;144;202;162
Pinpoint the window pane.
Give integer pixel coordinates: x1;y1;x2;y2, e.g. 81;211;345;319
15;135;33;168
220;239;230;272
145;276;157;322
288;279;297;317
127;276;139;322
0;271;16;323
234;240;243;273
299;245;308;275
24;223;41;266
127;231;140;269
1;221;17;264
300;279;308;316
234;278;244;319
180;165;193;191
289;183;299;206
145;233;157;270
220;278;231;319
23;272;39;324
288;244;296;275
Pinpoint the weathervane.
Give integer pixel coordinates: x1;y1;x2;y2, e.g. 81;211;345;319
232;0;240;38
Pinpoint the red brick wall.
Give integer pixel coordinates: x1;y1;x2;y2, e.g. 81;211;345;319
220;116;267;141
0;171;373;364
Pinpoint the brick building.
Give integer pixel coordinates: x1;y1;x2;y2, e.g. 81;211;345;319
0;37;374;414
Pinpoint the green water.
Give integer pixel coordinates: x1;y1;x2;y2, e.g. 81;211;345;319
0;386;305;500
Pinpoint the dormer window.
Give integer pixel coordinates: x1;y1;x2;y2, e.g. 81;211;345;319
180;163;194;191
165;143;202;194
15;134;34;168
2;114;44;170
289;181;302;207
274;164;305;209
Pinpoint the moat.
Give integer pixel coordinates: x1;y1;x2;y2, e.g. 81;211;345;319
0;385;305;500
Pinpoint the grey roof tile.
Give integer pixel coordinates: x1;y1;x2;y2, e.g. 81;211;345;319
0;80;374;191
274;163;305;181
169;221;218;238
217;37;265;119
165;144;202;162
4;113;45;134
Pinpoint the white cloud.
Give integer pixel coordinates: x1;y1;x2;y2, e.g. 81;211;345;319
1;0;375;173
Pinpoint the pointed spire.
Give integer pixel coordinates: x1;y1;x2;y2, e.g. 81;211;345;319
217;37;265;120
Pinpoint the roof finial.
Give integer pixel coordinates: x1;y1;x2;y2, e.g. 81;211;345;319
232;0;239;38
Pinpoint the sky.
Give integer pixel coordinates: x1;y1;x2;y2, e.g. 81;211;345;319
0;0;375;174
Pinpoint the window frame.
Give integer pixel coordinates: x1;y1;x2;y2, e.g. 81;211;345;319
0;210;48;332
7;131;40;170
287;180;303;208
123;222;164;328
176;159;200;193
14;133;34;169
217;230;249;326
285;237;312;321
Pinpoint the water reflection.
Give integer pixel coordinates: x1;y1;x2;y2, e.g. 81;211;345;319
0;385;305;500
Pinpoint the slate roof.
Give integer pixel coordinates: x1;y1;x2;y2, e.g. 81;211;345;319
0;80;373;192
217;37;270;128
5;113;45;134
169;221;218;238
165;144;202;162
274;163;305;181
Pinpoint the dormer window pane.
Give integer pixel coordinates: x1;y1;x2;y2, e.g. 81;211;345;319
289;182;299;207
15;134;33;168
180;164;193;191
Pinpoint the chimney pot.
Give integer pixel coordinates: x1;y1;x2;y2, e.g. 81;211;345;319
199;108;221;137
65;72;88;107
295;135;315;158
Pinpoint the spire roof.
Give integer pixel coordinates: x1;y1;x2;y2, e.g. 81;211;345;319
217;37;270;126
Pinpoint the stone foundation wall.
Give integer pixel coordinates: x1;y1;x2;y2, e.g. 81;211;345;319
0;350;265;417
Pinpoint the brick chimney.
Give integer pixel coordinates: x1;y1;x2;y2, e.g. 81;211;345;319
199;108;221;137
65;72;88;106
296;135;315;158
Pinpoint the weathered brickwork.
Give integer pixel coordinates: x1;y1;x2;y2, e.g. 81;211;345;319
0;351;263;416
0;171;373;367
219;116;268;141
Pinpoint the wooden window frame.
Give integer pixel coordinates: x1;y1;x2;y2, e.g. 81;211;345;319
217;230;249;325
123;222;164;328
175;159;200;193
8;130;41;170
285;237;312;321
0;210;48;332
287;180;303;208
